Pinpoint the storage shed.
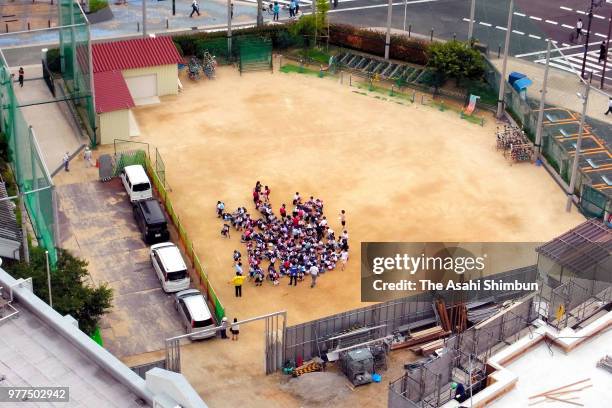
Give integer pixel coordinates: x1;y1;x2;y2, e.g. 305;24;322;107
92;36;183;145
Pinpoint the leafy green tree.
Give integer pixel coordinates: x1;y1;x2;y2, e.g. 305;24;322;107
426;40;485;85
289;0;330;46
7;247;113;335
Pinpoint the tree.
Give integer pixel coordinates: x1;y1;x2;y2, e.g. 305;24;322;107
6;247;113;335
426;40;485;85
289;0;330;46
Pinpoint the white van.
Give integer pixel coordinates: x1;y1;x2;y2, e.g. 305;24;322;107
175;289;216;340
121;165;153;202
150;243;191;293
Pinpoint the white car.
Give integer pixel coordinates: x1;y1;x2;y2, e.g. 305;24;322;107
175;289;216;340
150;243;190;293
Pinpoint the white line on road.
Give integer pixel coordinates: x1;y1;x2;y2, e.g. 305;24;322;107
560;6;572;11
479;22;492;27
529;16;542;21
326;0;439;14
594;14;605;20
562;24;574;29
595;33;607;38
512;30;525;35
545;20;558;25
576;10;586;15
462;18;472;22
496;26;507;31
529;34;541;39
514;12;526;17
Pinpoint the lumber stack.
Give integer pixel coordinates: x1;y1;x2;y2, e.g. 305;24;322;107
410;338;446;356
390;326;449;351
435;300;451;332
528;378;593;406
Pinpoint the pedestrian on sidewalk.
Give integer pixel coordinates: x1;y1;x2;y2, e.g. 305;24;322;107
289;0;296;17
599;42;607;64
18;67;24;88
83;146;93;167
231;2;234;19
219;317;228;339
63;152;70;172
229;272;245;297
230;318;240;340
190;0;200;17
273;1;280;21
333;0;338;9
605;97;612;115
295;0;300;15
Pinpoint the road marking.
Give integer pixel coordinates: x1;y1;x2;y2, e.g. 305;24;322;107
496;26;507;31
562;24;574;29
560;6;572;11
512;30;525;35
595;33;607;38
562;43;570;47
545;20;558;25
594;14;605;20
479;22;492;27
462;18;473;22
514;12;526;17
326;0;439;13
529;16;542;21
576;10;586;15
529;34;541;39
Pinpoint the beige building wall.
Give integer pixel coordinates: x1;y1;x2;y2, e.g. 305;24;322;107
122;64;178;96
98;109;130;145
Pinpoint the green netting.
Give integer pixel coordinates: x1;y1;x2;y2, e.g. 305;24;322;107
154;148;166;189
0;59;58;267
113;150;147;176
59;0;96;145
580;185;609;218
237;37;272;74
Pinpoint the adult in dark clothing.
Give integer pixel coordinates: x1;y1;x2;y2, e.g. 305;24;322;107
18;67;24;87
599;42;607;63
451;382;467;403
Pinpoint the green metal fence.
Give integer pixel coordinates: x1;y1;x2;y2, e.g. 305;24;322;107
58;0;96;145
0;54;58;267
237;37;273;74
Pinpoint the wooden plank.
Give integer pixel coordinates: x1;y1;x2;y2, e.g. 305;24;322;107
546;385;593;397
528;379;591;399
545;395;584;406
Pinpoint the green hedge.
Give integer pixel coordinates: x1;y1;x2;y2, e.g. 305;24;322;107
46;48;61;74
329;24;429;65
88;0;109;13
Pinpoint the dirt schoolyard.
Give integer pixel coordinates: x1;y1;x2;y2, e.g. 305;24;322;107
127;63;585;407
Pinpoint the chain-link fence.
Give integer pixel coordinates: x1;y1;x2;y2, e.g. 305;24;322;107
237;36;273;74
483;57;612;217
0;52;58;267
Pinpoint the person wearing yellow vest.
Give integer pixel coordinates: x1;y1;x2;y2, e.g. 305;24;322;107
229;272;246;297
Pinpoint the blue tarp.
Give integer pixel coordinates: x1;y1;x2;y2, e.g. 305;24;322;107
508;71;526;85
513;77;533;92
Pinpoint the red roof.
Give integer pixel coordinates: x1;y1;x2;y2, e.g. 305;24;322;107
94;71;135;114
92;36;182;73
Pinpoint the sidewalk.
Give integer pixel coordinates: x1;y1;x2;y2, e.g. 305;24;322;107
11;64;88;173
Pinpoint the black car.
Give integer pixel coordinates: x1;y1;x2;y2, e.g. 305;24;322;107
133;198;170;244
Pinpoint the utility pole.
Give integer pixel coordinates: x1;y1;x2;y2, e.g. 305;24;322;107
566;75;591;212
403;0;408;32
142;0;147;37
468;0;476;41
45;250;53;308
601;11;612;89
384;0;393;60
257;0;263;26
173;0;176;16
496;0;514;118
535;39;551;155
18;193;29;264
227;0;232;56
581;0;595;78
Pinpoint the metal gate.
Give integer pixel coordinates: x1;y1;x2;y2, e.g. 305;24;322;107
165;310;287;374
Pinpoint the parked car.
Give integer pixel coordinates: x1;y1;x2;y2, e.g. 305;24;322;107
121;164;153;202
174;289;216;340
150;242;191;293
133;198;169;244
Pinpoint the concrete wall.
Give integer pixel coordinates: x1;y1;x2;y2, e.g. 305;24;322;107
122;65;178;96
99;109;130;145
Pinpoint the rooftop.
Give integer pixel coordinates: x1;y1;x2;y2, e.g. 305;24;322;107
0;181;21;244
0;302;145;407
93;70;135;114
536;219;611;275
92;36;183;73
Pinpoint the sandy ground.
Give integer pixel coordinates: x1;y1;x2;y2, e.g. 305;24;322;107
127;64;585;407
